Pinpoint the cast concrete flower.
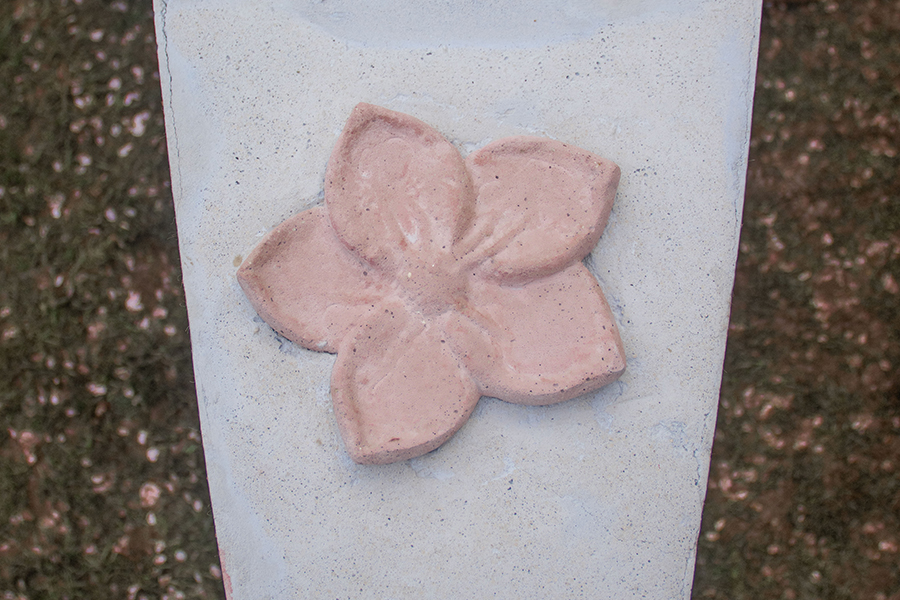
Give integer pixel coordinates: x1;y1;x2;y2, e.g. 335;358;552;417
238;103;625;465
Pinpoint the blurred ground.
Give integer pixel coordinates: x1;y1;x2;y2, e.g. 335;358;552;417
0;1;897;599
1;1;221;598
693;1;900;599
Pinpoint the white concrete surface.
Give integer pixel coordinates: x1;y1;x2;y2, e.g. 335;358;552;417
153;1;760;597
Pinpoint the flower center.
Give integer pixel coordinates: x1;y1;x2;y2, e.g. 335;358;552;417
396;257;469;316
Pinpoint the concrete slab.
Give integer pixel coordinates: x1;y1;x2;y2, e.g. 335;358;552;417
153;1;760;597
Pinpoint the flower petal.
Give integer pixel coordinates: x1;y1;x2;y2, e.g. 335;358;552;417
325;103;475;278
331;303;480;465
441;263;625;405
463;137;620;284
237;207;390;353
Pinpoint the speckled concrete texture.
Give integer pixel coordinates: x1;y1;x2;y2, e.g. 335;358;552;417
152;1;761;597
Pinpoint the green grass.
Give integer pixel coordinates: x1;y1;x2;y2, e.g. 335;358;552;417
693;2;900;599
1;1;222;597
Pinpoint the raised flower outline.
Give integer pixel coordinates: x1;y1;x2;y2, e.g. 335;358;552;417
238;103;625;465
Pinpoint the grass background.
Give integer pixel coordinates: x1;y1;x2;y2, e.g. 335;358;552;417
1;0;898;598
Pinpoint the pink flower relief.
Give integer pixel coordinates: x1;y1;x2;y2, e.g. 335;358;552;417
238;103;625;465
